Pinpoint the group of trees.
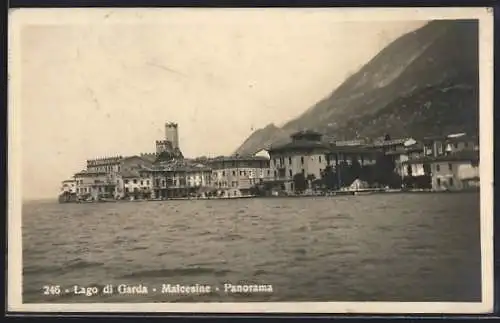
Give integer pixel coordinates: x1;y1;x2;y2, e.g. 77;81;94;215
315;152;406;191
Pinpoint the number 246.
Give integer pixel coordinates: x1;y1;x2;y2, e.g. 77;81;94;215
43;285;61;295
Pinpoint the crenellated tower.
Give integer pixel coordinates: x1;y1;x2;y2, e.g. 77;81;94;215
165;122;179;149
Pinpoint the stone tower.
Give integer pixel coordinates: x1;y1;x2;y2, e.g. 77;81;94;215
165;122;179;149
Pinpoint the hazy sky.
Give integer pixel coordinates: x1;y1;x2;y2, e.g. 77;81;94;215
15;10;427;199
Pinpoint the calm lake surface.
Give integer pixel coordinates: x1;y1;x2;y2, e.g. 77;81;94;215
22;192;481;303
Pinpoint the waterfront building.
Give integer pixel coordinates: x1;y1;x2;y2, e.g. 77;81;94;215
268;130;387;192
384;139;425;177
267;130;330;191
74;170;116;200
60;179;77;194
86;156;123;173
326;144;381;168
422;133;478;157
404;150;479;191
59;179;78;202
402;132;479;190
116;168;154;199
206;155;272;197
114;156;155;198
148;161;212;199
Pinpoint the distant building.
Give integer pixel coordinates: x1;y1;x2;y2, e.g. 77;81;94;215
268;130;384;192
60;179;77;194
422;133;478;157
403;132;480;190
384;140;424;177
267;130;330;192
114;156;155;198
74;170;115;200
147;162;212;199
206;156;271;197
86;156;123;173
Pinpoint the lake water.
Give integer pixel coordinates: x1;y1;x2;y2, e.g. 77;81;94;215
22;192;481;303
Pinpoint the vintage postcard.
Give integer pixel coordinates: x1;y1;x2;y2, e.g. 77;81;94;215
8;7;494;314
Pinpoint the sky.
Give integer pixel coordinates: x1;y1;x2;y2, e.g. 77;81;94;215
15;9;427;199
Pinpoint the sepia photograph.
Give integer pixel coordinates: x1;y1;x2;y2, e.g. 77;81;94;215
8;7;494;314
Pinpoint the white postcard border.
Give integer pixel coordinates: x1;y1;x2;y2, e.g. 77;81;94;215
7;7;494;314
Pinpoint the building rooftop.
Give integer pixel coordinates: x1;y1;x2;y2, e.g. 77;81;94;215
268;140;331;152
372;138;411;147
74;170;108;177
384;143;424;155
403;150;479;165
209;155;270;162
328;144;383;154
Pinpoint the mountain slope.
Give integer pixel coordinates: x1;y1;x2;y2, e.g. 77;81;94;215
234;19;478;155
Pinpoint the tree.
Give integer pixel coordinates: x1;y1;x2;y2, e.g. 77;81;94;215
293;173;307;193
321;165;337;190
374;153;399;188
350;159;362;179
337;161;353;187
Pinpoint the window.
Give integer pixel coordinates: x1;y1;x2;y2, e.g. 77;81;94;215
454;143;458;149
436;164;440;172
302;169;305;174
222;171;225;176
319;156;322;163
125;187;129;193
301;157;304;164
133;179;137;184
232;171;236;176
289;170;292;177
146;180;150;185
140;180;144;185
449;178;454;186
437;178;441;186
289;157;292;165
124;179;129;184
267;170;270;176
448;163;452;171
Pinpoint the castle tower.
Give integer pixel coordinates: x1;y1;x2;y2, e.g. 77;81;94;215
156;140;173;154
165;122;179;149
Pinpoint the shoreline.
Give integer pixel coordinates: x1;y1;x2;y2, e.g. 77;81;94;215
59;188;479;204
